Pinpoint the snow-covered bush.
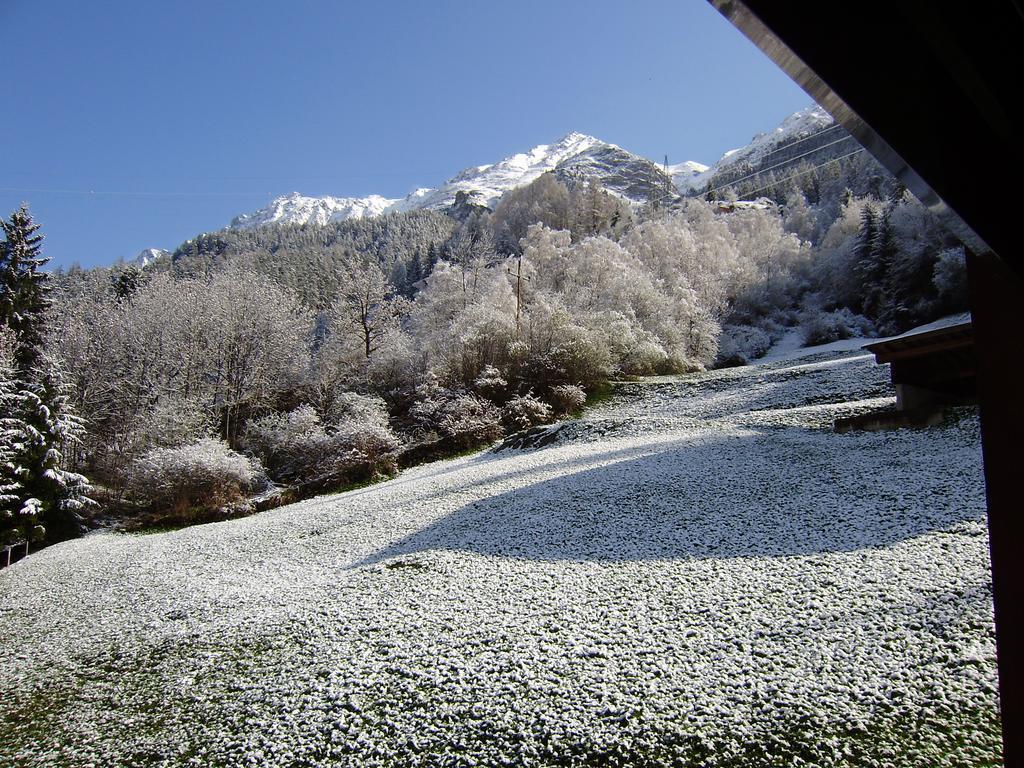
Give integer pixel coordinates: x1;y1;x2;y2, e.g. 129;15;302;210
244;406;335;485
409;381;503;448
621;337;671;375
127;438;260;519
328;391;390;429
331;393;402;480
473;365;509;401
801;308;873;346
715;324;773;367
501;394;553;432
548;383;586;415
246;400;401;487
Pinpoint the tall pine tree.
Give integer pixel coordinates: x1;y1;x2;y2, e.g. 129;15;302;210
0;328;35;546
17;365;92;542
0;207;91;543
852;203;883;318
0;206;51;374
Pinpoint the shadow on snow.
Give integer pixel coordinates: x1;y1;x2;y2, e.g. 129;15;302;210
356;422;983;567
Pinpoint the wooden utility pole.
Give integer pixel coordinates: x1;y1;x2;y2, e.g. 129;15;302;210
507;257;531;335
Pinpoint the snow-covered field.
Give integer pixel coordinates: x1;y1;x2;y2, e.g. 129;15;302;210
0;347;1000;767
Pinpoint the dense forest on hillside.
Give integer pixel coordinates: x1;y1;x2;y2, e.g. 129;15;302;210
1;152;968;544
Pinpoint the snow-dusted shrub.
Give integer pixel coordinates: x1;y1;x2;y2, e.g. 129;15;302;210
621;338;671;375
715;324;773;367
501;394;553;432
441;396;502;446
127;438;260;518
246;400;400;487
409;381;503;448
473;365;508;401
548;383;586;415
363;332;418;393
801;308;873;346
331;394;402;480
245;406;335;485
328;392;390;428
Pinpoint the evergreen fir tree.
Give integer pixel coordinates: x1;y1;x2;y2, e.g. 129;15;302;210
867;206;899;327
852;204;880;316
0;340;31;545
407;248;424;296
0;206;51;374
16;362;92;542
0;209;91;544
111;263;144;300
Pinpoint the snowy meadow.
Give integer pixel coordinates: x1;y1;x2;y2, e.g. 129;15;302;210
0;344;999;767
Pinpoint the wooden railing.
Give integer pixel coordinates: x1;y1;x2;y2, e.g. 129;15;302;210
0;540;29;570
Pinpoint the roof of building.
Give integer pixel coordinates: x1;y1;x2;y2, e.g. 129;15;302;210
863;319;973;364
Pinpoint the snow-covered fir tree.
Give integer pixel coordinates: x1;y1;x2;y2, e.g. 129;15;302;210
1;208;92;543
15;362;93;542
0;206;51;374
0;327;34;545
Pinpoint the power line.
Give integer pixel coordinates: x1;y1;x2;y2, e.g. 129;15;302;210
737;122;845;165
690;123;842;187
698;134;861;199
0;187;274;198
720;147;869;202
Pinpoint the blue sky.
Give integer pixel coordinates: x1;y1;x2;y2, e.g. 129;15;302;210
2;0;810;268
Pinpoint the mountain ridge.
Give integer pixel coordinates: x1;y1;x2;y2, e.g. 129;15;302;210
224;105;841;232
228;131;697;231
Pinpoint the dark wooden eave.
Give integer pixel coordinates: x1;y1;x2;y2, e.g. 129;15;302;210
863;321;973;364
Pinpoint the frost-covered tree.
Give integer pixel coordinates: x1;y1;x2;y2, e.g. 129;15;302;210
490;173;572;255
0;210;92;542
569;178;632;241
0;327;33;545
329;256;410;360
410;257;518;387
111;263;145;300
13;362;93;542
48;267;311;475
0;206;51;374
782;190;818;243
724;208;811;323
182;268;313;446
933;246;969;312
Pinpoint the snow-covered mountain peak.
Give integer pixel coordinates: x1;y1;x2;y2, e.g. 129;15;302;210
128;248;170;268
231;192;400;230
226;106;842;229
228;130;657;229
716;104;835;172
548;131;605;153
412;132;611;210
672;104;839;194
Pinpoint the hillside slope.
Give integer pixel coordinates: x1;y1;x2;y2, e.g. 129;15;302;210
0;346;998;767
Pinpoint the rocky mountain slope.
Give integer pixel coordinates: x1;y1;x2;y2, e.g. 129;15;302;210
225;104;861;232
679;105;860;196
229;131;680;230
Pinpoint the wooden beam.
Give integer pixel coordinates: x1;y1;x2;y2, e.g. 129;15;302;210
967;249;1024;764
